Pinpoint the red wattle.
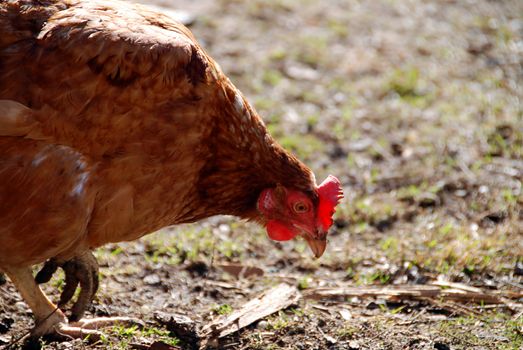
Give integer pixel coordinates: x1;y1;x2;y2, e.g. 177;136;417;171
266;220;297;241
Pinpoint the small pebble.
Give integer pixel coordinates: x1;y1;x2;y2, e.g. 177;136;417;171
218;224;231;234
15;302;27;312
348;340;360;349
257;320;268;330
339;309;352;321
143;274;161;285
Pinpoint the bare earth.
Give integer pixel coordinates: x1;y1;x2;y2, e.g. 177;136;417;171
0;0;522;349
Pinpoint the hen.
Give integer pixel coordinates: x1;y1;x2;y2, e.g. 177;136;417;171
0;0;343;341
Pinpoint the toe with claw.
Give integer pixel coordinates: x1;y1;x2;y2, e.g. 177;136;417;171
35;251;99;321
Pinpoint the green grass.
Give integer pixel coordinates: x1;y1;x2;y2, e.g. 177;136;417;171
97;325;180;349
267;310;291;330
277;133;325;160
437;315;523;350
336;323;358;340
213;303;233;315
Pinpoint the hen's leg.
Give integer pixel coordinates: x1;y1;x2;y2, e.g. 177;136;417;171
5;266;143;343
35;251;99;321
3;266;103;340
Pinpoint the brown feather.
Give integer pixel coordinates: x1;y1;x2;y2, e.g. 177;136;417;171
0;0;315;269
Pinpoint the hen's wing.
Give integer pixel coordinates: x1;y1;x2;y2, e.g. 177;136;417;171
0;0;218;156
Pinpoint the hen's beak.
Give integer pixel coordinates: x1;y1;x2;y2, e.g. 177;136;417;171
305;236;327;258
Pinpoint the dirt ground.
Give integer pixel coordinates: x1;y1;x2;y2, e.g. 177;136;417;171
1;0;522;349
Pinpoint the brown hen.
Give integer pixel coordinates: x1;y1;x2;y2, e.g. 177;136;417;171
0;0;342;341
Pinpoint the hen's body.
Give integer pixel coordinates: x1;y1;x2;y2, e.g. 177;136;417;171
0;0;315;269
0;0;324;339
0;0;345;341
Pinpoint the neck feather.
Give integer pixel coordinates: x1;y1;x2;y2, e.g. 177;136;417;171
194;83;315;221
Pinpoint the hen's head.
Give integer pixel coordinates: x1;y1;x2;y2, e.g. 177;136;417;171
257;175;343;258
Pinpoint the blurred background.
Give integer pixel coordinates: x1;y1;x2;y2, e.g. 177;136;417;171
5;0;522;349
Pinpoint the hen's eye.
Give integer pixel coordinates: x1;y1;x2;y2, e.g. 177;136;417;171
293;202;309;213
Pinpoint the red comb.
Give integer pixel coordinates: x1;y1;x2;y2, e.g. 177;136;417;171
316;175;343;231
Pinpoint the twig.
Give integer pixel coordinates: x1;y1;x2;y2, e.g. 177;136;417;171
425;299;482;317
398;308;426;325
431;280;483;293
513;309;523;321
200;284;301;348
303;284;522;305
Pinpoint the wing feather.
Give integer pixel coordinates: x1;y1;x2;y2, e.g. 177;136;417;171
0;0;220;165
34;0;208;87
0;0;214;138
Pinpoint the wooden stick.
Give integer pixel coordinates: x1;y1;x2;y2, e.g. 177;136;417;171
201;283;301;342
303;284;522;305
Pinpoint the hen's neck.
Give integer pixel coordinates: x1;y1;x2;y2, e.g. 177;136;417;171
193;83;316;222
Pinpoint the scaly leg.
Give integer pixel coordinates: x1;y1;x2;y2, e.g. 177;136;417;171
35;250;99;321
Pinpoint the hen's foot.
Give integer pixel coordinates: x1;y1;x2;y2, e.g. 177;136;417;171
30;315;144;344
35;251;99;322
